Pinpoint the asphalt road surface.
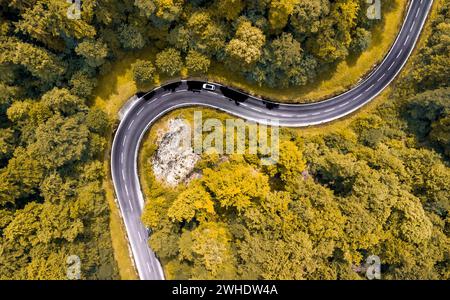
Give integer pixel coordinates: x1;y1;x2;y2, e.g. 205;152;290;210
111;0;433;280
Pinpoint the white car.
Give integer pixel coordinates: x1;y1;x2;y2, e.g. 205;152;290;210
202;83;216;91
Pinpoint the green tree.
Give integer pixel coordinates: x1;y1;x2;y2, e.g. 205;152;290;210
69;70;98;98
186;50;210;74
0;83;17;115
202;162;270;211
118;24;145;50
167;182;215;223
269;33;302;70
41;88;87;116
134;0;156;18
225;21;266;67
238;231;314;279
276;140;307;184
214;0;245;21
291;0;330;35
179;222;236;279
7;147;44;196
132;59;156;86
151;0;185;23
0;37;66;84
185;11;226;55
0;128;15;162
28;114;89;169
430;116;450;157
85;108;110;135
0;171;20;206
350;28;372;53
269;0;300;31
252;32;317;87
155;48;183;76
14;1;96;49
75;39;109;68
412;4;450;91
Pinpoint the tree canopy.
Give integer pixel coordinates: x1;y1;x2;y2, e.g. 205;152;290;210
141;3;449;279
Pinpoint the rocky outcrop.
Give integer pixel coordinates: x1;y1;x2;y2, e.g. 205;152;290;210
152;119;200;186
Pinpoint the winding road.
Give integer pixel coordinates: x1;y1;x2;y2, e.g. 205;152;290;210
111;0;433;280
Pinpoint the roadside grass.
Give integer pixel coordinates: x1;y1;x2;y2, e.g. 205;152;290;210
93;55;147;280
398;0;443;81
295;86;393;137
102;166;138;280
99;111;139;279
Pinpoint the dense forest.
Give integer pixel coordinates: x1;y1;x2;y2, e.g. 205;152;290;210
0;0;393;279
141;1;450;279
0;0;125;279
0;0;447;279
0;0;388;97
131;0;386;88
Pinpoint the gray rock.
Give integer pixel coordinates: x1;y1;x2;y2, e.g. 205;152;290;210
152;119;200;186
